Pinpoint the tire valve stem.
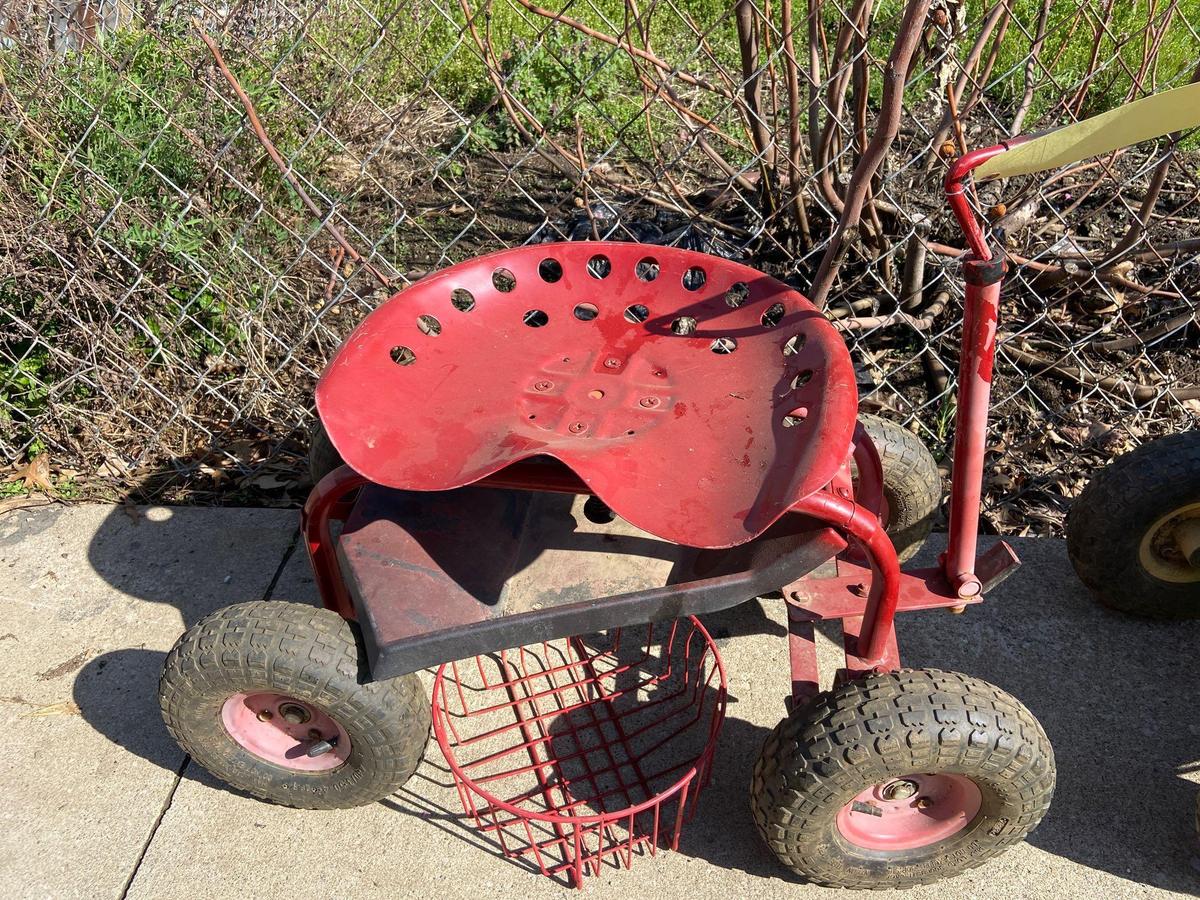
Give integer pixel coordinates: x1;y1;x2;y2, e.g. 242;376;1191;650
916;797;933;810
306;735;339;758
851;801;883;817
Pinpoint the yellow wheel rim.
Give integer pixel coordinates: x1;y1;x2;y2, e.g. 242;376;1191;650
1137;501;1200;584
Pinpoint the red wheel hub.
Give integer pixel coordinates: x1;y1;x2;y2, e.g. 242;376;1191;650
220;692;350;772
835;774;982;851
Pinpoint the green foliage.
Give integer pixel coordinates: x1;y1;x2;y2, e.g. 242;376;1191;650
0;27;317;381
398;0;1199;158
2;3;1197;468
978;0;1200;121
0;481;26;498
0;278;51;448
404;1;741;153
20;31;220;257
0;26;323;453
0;347;52;435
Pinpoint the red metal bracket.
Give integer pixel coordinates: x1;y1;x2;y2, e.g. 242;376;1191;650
783;541;1021;707
786;561;984;622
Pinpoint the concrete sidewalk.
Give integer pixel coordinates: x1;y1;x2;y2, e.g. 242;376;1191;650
1;502;1198;899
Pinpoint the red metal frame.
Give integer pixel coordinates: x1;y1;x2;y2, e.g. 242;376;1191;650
302;138;1024;716
775;141;1024;701
301;464;366;620
940;142;1019;600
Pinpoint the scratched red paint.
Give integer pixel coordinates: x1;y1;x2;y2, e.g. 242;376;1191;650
317;242;858;549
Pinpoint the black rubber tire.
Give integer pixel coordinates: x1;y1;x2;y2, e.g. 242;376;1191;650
159;601;429;809
1194;788;1200;854
854;414;942;563
750;669;1055;889
1066;431;1200;619
308;418;345;485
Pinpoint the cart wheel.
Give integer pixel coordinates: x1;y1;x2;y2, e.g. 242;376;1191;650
308;418;345;485
159;601;429;809
751;669;1055;889
854;414;941;562
1067;431;1200;619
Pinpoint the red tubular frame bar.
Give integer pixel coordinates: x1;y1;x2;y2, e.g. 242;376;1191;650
940;140;1024;599
301;465;367;620
791;490;899;661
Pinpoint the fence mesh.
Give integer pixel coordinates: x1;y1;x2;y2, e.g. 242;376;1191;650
1;0;1198;533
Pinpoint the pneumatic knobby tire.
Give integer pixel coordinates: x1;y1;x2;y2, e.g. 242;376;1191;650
159;601;430;809
750;669;1055;889
854;414;942;562
1067;431;1200;619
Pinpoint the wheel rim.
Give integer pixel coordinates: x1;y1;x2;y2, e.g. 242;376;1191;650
835;774;982;851
220;692;351;772
1138;501;1200;584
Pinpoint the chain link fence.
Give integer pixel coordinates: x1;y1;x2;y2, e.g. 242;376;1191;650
1;0;1198;533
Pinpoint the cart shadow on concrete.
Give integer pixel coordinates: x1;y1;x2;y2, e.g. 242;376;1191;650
71;499;309;804
70;497;1200;894
67;492;774;816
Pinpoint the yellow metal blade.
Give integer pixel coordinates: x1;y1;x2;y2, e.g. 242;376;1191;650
975;81;1200;180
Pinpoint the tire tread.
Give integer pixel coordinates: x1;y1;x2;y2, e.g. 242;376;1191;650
750;669;1055;889
159;601;429;810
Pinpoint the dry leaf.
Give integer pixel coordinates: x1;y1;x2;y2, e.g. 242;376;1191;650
5;455;54;493
247;472;294;490
96;456;131;478
21;700;81;719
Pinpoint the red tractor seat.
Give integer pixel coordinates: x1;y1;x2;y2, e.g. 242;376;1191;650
316;242;858;548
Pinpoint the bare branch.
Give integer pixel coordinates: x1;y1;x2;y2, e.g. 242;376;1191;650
809;0;932;309
194;21;393;290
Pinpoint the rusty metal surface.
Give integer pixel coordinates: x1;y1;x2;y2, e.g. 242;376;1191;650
335;484;845;678
337;486;534;650
840;615;901;678
316;242;858;550
976;540;1022;593
784;559;986;622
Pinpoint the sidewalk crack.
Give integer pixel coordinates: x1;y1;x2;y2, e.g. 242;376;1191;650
117;753;191;900
262;526;301;602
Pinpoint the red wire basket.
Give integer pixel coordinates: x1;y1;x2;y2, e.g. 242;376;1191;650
431;617;727;887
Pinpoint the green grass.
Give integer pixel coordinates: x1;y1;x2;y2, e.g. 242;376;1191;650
0;27;320;447
287;0;1198;177
980;0;1200;120
404;0;1200;148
